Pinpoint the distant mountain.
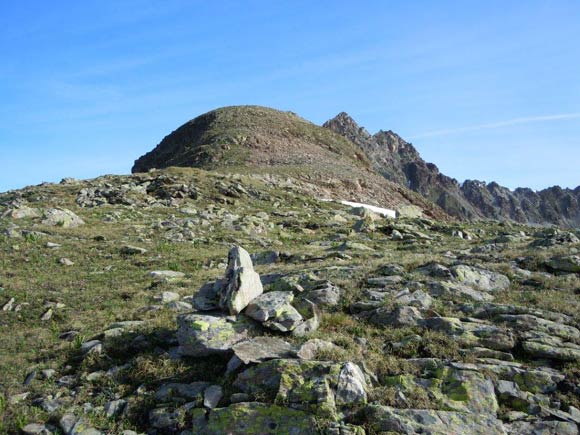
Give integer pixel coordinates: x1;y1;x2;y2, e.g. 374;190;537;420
324;113;580;228
132;106;449;220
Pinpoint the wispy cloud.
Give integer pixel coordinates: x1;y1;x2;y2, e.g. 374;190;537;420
408;113;580;139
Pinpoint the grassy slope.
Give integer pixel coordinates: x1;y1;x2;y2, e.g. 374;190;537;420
0;168;579;433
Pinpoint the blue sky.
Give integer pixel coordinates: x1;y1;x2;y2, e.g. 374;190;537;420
1;0;579;192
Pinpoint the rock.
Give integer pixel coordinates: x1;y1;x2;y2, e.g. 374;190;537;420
505;420;578;435
302;281;341;307
104;399;127;417
546;255;580;273
244;291;294;322
369;306;424;327
149;407;181;430
451;265;510;292
149;270;185;280
42;208;84;228
250;250;280;265
384;364;498;415
428;281;494;302
154;291;180;303
297;339;341;360
177;313;256;357
336;362;367;405
219;246;264;315
366;275;404;287
391;229;404;240
59;258;74;266
193;279;226;311
80;340;103;355
155;382;209;402
21;423;56;435
166;300;193;311
530;230;580;247
233;337;296;364
2;297;15;311
396;205;423;218
361;405;507;435
337;241;375;252
201;402;318;435
203;385;223;409
41;308;53;321
234;359;344;417
521;332;580;361
292;299;322;337
415;262;452;278
120;245;148;255
23;370;37;385
422;317;516;351
3;206;41;219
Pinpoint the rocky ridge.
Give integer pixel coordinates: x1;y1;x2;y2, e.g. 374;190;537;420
324;112;580;227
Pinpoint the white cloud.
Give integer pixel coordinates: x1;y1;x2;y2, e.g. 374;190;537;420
408;113;580;139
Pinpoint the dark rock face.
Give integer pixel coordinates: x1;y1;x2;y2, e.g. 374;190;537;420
324;112;580;227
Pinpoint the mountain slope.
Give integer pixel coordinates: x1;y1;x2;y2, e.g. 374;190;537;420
133;106;449;220
324;113;580;227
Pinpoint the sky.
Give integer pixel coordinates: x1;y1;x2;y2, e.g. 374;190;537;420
1;0;579;192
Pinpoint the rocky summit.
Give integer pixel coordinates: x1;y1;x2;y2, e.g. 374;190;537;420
1;107;580;435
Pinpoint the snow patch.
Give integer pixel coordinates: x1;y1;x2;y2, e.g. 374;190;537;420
322;199;396;218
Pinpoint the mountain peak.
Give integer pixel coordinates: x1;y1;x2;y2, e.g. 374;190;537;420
323;112;371;146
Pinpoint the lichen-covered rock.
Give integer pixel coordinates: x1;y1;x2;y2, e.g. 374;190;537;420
292;298;321;337
422;317;516;351
177;313;256;356
42;208;85;228
505;419;578;435
244;290;303;331
451;265;510;292
521;332;580;361
383;365;498;415
200;402;318;435
233;359;344;417
245;291;294;322
428;280;494;302
546;255;580;273
360;405;507;435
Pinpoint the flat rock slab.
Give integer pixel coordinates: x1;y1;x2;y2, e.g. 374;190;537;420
177;313;257;357
363;405;507;435
200;402;318;435
232;337;297;364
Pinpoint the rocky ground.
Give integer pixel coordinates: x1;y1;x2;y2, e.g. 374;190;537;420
1;167;579;434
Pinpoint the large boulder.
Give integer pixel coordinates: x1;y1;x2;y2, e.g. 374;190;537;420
219;246;264;315
42;208;85;228
546;255;580;273
232;337;296;364
451;265;510;292
233;359;366;418
177;313;257;357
